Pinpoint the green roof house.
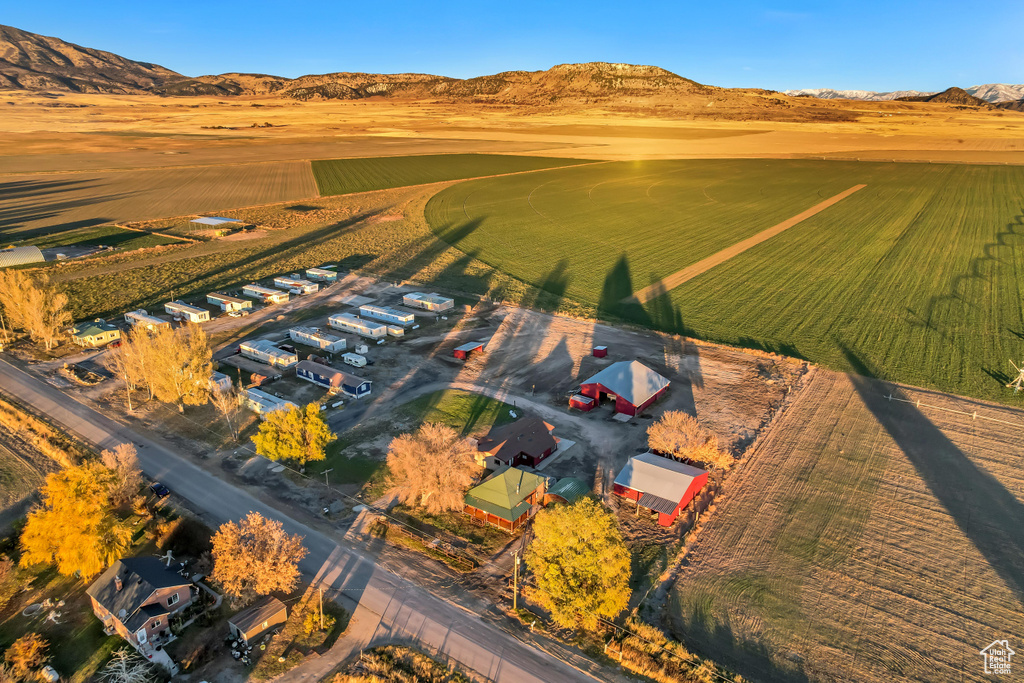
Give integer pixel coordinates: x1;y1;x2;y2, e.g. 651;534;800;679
463;466;547;532
70;319;121;348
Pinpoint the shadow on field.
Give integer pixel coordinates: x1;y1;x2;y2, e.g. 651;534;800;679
0;178;128;240
841;343;1024;600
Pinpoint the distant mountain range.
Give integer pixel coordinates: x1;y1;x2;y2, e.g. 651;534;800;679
786;83;1024;104
2;23;1022;115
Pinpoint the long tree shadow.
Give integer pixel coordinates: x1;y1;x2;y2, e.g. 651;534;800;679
840;342;1024;599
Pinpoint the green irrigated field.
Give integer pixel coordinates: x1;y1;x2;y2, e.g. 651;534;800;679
311;154;592;196
425;159;1024;403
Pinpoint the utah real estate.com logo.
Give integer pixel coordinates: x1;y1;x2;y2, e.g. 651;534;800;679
980;640;1014;675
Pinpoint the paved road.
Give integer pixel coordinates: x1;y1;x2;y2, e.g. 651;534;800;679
0;359;603;683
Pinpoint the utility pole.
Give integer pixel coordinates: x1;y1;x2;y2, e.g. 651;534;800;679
512;550;520;611
319;587;324;630
323;468;333;486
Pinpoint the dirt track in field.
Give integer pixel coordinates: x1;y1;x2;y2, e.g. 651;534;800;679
627;184;866;304
670;369;1024;683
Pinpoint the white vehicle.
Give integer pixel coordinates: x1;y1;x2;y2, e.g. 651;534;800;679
342;353;367;368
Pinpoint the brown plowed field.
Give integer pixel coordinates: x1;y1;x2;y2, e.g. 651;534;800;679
670;369;1024;683
0;160;318;239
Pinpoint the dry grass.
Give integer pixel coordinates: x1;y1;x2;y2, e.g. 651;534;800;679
0;396;85;467
332;645;472;683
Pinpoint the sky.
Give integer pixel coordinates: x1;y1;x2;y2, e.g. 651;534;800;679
6;1;1023;91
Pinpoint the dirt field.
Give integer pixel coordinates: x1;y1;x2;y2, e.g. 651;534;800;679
0;161;318;240
669;369;1024;683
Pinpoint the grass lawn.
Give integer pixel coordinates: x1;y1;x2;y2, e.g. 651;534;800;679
311;154;591;196
396;389;517;436
16;224;182;252
426;159;1024;404
305;435;386;492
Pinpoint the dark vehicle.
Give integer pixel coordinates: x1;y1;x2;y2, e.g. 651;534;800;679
150;483;171;497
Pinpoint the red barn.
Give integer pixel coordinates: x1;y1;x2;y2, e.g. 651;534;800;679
453;341;484;360
568;394;595;411
613;452;707;526
579;360;669;416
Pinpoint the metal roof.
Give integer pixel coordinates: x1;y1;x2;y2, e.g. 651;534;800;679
229;597;287;634
190;216;242;226
455;341;485;352
463;466;545;522
547;477;589;504
0;245;44;268
581;360;670;406
71;319;118;338
613;452;706;505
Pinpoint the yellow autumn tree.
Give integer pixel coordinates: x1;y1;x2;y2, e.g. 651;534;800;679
4;633;47;680
386;422;479;514
0;271;71;350
527;497;631;630
646;410;731;470
251;403;335;465
211;512;307;601
20;461;134;578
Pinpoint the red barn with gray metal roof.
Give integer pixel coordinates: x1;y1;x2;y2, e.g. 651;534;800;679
578;360;669;416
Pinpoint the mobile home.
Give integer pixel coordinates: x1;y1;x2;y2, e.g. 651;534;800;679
328;313;387;339
295;360;372;398
164;300;210;324
242;284;289;305
402;292;454;312
288;327;346;353
239;339;298;368
358;304;414;326
207;293;252;312
273;276;319;295
124;309;169;331
305;267;338;282
243;388;297;417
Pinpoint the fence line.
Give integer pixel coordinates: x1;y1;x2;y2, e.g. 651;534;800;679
883;393;1023;428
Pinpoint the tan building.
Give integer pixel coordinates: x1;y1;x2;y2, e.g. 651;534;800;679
70;319;121;348
228;596;288;646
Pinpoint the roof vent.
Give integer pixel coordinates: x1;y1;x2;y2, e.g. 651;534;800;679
118;609;127;618
114;575;123;591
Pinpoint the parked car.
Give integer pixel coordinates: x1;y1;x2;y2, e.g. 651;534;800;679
150;483;171;498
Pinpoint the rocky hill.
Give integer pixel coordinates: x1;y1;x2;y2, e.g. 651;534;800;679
897;87;991;107
784;88;935;101
0;24;181;93
996;98;1024;112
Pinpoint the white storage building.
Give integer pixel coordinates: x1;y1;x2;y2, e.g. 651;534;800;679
289;327;347;353
402;292;454;312
328;313;387;339
242;284;289;305
164;301;210;323
124;309;169;331
239;339;298;368
305;267;338;282
243;388;297;417
273;276;319;295
359;304;415;326
207;293;252;312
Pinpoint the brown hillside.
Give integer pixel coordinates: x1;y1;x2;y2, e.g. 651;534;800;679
0;24;181;93
898;86;991;107
997;98;1024;112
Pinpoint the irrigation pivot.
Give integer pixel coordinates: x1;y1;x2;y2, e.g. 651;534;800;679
1008;360;1024;393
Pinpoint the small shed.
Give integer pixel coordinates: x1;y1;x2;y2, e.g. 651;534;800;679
568;394;595;412
228;597;287;646
544;477;589;505
592;346;608;358
453;341;484;360
0;245;44;268
190;216;243;230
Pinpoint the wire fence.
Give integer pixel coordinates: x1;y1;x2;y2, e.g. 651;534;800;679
882;392;1024;428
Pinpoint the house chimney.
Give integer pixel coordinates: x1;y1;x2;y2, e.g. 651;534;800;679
114;575;123;592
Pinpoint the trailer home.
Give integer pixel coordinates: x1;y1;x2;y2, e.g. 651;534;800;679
239;339;298;368
273;276;319;295
206;293;252;313
295;360;372;398
305;267;338;282
164;301;210;323
288;327;346;353
402;292;454;312
358;304;415;326
124;309;169;331
328;313;387;339
242;284;290;305
243;388;297;417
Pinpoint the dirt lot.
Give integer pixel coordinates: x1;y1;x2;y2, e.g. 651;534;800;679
669;369;1024;683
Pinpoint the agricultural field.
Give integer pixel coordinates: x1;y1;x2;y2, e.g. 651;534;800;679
310;154;591;196
10;224;181;254
0;161;317;240
670;368;1024;683
425;159;1024;403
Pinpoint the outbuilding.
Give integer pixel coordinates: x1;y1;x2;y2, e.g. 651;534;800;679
289;327;346;353
295;360;371;398
578;360;669;416
242;284;289;305
592;346;608;358
124;309;169;331
402;292;454;312
463;466;546;532
207;293;252;313
228;597;288;646
164;301;210;324
568;394;595;412
0;245;44;268
453;341;484;360
612;452;708;526
70;319;121;348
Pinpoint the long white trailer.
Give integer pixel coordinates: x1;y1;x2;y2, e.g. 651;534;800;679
124;309;169;331
359;304;415;326
402;292;455;312
239;339;298;368
207;293;252;312
164;300;210;323
305;267;338;282
328;313;387;339
243;387;297;417
273;276;319;295
242;284;289;304
288;326;347;353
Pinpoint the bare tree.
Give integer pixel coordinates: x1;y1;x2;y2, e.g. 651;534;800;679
99;649;156;683
386;422;479;514
101;443;143;507
647;410;731;470
108;337;145;412
210;384;242;441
